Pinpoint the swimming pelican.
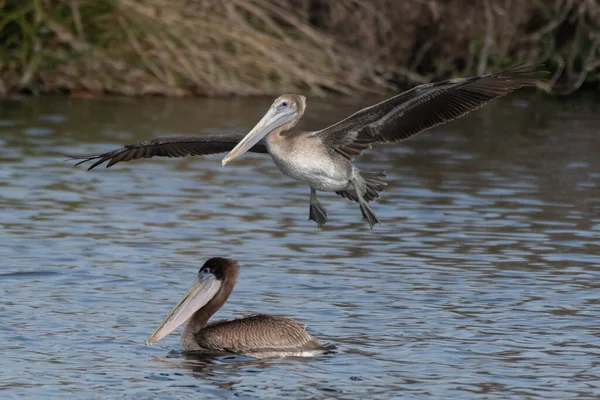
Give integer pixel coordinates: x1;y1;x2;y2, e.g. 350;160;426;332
68;65;541;228
146;257;332;358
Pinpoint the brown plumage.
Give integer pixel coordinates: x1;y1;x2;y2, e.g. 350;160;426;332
147;258;331;358
196;314;324;355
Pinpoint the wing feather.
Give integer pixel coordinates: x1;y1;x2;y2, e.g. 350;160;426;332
314;64;545;159
196;314;324;353
66;133;268;170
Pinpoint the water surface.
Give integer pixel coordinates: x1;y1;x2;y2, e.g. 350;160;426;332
1;93;599;399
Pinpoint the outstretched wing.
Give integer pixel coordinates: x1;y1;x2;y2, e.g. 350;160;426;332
66;133;268;170
313;64;544;160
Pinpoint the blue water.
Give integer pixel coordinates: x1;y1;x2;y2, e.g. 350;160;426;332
1;94;599;399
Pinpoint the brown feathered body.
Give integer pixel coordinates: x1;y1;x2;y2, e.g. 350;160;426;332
183;314;326;356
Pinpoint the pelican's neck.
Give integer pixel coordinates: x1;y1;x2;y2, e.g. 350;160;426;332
180;272;238;350
181;308;211;350
265;121;301;152
266;108;303;145
185;307;212;332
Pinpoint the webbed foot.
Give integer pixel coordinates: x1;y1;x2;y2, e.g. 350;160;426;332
359;201;380;229
309;187;328;228
309;201;328;228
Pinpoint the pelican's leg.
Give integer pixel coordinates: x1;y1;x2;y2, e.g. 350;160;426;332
309;187;328;228
352;180;380;229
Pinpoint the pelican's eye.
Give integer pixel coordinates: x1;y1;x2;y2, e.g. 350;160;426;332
281;101;288;107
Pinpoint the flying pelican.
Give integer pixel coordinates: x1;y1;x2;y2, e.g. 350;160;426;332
68;65;542;228
146;257;332;358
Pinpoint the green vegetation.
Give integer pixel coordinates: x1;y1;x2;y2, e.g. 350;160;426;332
0;0;598;96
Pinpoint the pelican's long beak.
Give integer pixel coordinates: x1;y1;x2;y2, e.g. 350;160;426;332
221;107;296;166
146;275;221;346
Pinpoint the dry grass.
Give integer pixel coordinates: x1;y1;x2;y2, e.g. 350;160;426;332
0;0;598;96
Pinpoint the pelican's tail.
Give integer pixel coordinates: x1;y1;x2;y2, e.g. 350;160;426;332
336;170;387;203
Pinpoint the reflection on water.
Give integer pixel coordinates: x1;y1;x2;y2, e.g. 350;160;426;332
1;93;599;399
